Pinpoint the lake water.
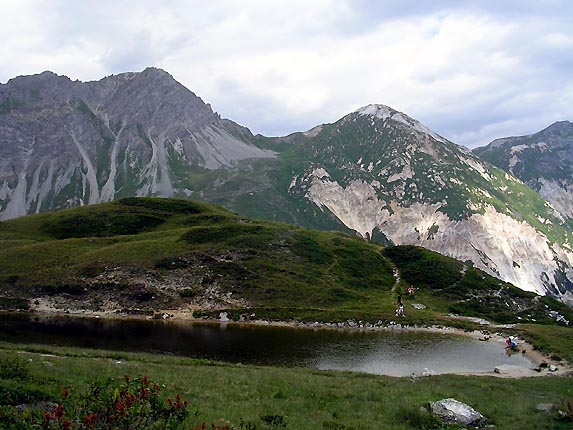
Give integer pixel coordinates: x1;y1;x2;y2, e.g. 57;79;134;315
0;313;533;376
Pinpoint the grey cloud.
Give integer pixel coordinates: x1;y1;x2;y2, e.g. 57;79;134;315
101;32;159;74
1;0;571;148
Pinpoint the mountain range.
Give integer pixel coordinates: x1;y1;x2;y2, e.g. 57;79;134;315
473;121;573;220
0;68;572;303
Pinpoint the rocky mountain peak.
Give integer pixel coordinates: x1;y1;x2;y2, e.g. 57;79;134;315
286;106;573;300
0;69;275;221
352;103;447;144
1;68;572;303
4;70;64;85
541;120;573;140
474;120;573;222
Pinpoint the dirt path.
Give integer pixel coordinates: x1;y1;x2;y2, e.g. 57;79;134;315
389;261;401;293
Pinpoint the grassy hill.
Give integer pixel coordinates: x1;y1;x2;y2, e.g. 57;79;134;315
0;197;571;327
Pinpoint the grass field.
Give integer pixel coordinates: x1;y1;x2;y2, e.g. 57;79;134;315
0;342;572;430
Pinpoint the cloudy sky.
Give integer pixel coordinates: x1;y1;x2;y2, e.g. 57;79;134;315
1;0;572;148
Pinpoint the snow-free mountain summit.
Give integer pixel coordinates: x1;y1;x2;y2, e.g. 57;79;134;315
474;121;573;221
0;69;572;302
0;68;274;219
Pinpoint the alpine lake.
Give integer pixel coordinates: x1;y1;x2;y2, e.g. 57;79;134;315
0;312;533;377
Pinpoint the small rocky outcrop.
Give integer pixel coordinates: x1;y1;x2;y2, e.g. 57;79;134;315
430;398;486;426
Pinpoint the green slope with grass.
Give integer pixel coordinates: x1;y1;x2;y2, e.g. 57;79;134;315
0;197;571;330
1;198;573;429
0;197;397;321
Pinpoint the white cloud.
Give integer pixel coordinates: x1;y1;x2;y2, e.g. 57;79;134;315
0;0;571;147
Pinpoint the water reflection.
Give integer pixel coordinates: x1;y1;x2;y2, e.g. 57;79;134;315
0;313;533;376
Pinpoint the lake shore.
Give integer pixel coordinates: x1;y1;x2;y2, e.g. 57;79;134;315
8;305;572;379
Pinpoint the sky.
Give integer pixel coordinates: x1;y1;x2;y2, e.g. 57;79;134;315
1;0;572;148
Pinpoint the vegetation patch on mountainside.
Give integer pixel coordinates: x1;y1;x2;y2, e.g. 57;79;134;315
383;245;573;325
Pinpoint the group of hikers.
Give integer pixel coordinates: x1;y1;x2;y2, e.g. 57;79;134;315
395;285;416;317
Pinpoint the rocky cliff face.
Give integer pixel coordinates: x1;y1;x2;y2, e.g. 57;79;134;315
0;68;274;220
285;105;573;302
473;121;573;220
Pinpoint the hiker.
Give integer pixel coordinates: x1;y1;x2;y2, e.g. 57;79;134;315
505;337;517;350
396;294;405;317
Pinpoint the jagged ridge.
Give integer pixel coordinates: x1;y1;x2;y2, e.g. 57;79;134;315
0;68;274;220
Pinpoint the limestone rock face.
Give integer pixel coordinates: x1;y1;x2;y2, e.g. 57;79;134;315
0;68;274;220
286;106;573;301
474;121;573;220
430;398;486;426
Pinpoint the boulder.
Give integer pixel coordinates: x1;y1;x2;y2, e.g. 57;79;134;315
422;368;436;377
536;403;554;412
430;398;486;426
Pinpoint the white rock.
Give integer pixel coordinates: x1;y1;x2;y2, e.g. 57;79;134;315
430;398;486;426
422;368;436;376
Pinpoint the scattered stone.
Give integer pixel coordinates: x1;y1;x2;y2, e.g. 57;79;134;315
548;365;558;372
422;368;436;377
536;403;554;412
430;398;486;426
219;311;229;322
494;367;500;374
411;303;426;310
548;310;570;325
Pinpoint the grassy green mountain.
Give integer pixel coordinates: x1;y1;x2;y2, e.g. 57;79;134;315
263;106;573;301
0;197;570;327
